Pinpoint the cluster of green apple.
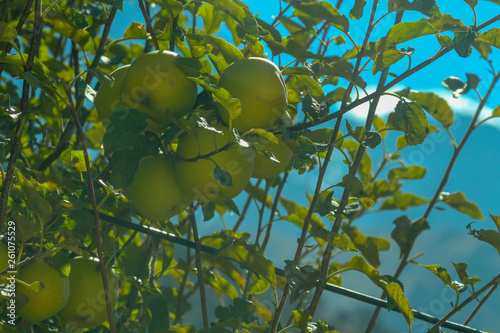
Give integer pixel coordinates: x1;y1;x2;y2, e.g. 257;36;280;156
0;240;118;328
95;51;294;221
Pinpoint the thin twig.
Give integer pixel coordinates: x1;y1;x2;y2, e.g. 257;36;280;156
306;0;381;318
261;172;289;252
64;86;116;332
174;227;192;325
189;203;209;329
255;180;271;247
464;283;498;326
233;179;262;232
428;274;500;332
138;0;159;51
0;0;41;230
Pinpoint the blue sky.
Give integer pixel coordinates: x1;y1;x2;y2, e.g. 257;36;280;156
111;1;500;332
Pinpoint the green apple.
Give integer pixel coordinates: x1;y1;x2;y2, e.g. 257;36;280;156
57;257;118;328
120;50;198;124
126;154;193;221
175;124;255;202
252;135;293;179
218;57;288;133
94;65;130;124
17;260;70;322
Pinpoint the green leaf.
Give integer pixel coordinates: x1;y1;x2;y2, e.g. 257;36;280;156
207;0;258;36
285;260;322;303
291;1;349;33
292;309;312;331
462;0;478;8
305;128;342;146
135;282;170;331
423;14;468;32
204;268;239;300
0;52;54;83
280;197;325;230
375;21;438;52
386;100;429;146
314;190;336;217
372;49;406;74
77;78;96;103
190;77;241;121
286;75;325;103
403;91;454;128
214;164;233;187
365;179;402;200
63;210;94;242
218;244;276;285
206;35;244;65
70;150;87;172
202;201;216;221
465;73;480;92
454;29;477;58
436;34;454;48
388;165;427;180
472;40;492;59
15;169;52;224
45;4;89;46
380;192;428;210
256;17;282;42
123;22;147;39
302;93;329;122
0;22;18;43
476;28;500;49
109;135;159;189
441;76;467;98
103;108;150;154
489;212;500;232
477;230;500;256
420;264;455;287
293;135;317;174
492;105;500;118
344;227;390;268
391;216;430;258
451;261;481;287
345;119;365;143
387;0;441;16
99;0;124;11
350;0;366;20
347;255;386;287
439;192;485;219
385;282;414;329
198;3;223;35
336;174;364;197
362;131;382;149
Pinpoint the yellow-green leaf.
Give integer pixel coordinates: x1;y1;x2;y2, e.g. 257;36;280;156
439;191;485;219
385;282;414;330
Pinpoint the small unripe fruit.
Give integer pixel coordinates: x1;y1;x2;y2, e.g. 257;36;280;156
57;257;118;328
252;135;293;179
94;65;130;124
218;57;288;133
17;260;70;322
126;154;193;221
175;125;255;202
120;50;198;124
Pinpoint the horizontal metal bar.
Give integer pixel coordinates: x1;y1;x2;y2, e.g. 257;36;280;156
97;212;487;333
